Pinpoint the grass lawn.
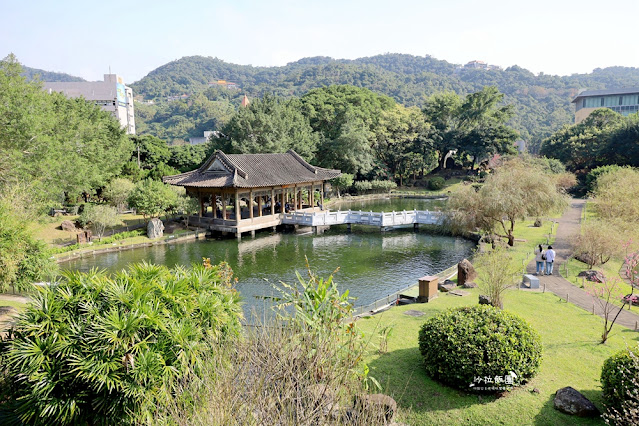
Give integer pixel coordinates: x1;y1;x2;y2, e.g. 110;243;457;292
352;215;637;424
0;298;27;309
357;288;637;425
394;177;465;196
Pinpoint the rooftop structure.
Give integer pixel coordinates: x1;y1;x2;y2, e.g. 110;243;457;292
164;150;340;239
572;88;639;123
188;131;219;145
241;94;250;107
43;74;135;134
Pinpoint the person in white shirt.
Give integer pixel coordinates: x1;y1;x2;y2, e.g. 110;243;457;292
545;245;556;275
535;244;546;275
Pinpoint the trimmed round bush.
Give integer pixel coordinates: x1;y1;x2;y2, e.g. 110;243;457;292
428;177;445;190
418;305;542;391
601;347;639;412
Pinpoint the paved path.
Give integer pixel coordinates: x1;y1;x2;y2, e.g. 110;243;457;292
526;199;639;330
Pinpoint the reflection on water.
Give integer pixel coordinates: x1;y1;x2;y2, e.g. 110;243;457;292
62;197;474;314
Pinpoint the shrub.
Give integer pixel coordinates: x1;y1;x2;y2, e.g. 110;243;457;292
370;180;397;193
353;180;373;194
428;177;445;190
0;261;242;425
601;346;639;413
418;305;542;391
585;164;625;193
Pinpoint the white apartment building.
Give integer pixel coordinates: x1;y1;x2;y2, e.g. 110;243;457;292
43;74;136;134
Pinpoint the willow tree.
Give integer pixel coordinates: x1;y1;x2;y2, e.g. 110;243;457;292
448;159;566;246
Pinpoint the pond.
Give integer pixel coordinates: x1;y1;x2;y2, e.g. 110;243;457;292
62;198;474;315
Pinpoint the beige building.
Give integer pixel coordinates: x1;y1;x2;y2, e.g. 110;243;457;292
43;74;136;134
572;88;639;124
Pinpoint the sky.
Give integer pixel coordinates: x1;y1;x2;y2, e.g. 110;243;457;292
1;0;638;84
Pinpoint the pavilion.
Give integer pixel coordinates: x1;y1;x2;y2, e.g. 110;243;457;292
163;150;341;239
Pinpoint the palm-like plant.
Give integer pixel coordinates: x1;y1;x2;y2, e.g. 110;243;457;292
0;261;242;425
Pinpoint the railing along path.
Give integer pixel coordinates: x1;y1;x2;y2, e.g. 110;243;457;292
281;209;443;227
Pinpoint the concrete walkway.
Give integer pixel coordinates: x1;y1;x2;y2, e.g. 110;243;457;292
526;199;639;330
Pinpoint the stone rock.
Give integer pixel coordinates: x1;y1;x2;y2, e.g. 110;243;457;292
577;270;605;283
147;218;165;239
553;386;600;417
60;220;77;232
403;309;425;317
77;232;87;244
462;281;478;289
352;394;397;424
458;259;478;286
533;218;543;227
438;282;456;292
479;294;492;305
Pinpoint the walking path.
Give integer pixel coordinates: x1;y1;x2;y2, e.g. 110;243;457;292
526;199;639;330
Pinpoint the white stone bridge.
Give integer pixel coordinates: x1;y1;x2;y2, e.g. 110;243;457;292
282;209;444;229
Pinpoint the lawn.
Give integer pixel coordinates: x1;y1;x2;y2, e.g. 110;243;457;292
353;215;638;424
394;177;466;196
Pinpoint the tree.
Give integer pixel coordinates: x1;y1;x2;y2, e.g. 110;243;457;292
103;178;135;213
213;95;319;161
330;173;354;198
130;134;171;169
176;195;200;227
474;246;521;308
0;54;132;206
574;220;621;269
169;142;212;172
447;159;566;246
592;167;639;226
0;200;57;292
128;179;179;219
78;204;122;241
585;275;626;344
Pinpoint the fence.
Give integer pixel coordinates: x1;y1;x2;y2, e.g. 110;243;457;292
282;209;443;228
54;230;203;263
351;263;459;317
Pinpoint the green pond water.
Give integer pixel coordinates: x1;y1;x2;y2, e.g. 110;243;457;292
62;198;474;313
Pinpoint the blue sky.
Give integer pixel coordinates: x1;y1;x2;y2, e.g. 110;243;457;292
1;0;637;84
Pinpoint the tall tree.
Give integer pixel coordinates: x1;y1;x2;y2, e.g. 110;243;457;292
213;94;319;161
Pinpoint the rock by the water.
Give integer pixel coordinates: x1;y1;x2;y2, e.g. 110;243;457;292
458;259;478;286
147;218;165;239
479;294;492;305
60;220;77;232
577;270;604;283
438;282;456;292
352;394;397;423
533;218;542;227
462;281;478;289
553;387;600;417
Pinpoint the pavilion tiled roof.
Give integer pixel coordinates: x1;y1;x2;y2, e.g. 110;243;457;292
163;150;341;189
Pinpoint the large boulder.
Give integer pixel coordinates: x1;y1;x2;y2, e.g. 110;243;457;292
458;259;477;286
553;386;600;417
60;220;77;232
462;281;478;289
577;270;605;283
478;294;492;305
147;218;165;239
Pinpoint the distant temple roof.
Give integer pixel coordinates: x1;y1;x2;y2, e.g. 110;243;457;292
241;94;250;107
572;87;639;102
163;150;341;189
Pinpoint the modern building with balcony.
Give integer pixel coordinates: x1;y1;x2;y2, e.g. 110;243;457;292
572;88;639;123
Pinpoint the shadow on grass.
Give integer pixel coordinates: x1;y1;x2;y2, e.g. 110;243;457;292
532;388;604;426
367;346;492;415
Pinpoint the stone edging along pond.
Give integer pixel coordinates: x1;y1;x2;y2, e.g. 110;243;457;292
54;230;204;264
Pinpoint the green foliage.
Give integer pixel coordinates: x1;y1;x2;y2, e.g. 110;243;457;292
146;162;180;181
418;305;542;391
585;164;625;193
168;143;212;172
214;94;319;161
0;54;133;205
103;178;135;213
428;177;445;190
128;179;179;218
330;173;354;196
370;180;397;192
0;261;242;425
475;246;521;309
78;204;122;240
0;201;57;292
48;229;147;254
353;180;373;194
592;167;639;225
601;347;639;413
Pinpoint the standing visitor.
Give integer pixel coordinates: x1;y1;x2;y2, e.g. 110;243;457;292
545;245;556;275
535;244;546;275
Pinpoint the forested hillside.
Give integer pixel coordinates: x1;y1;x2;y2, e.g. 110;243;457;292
129;54;639;151
22;66;85;82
